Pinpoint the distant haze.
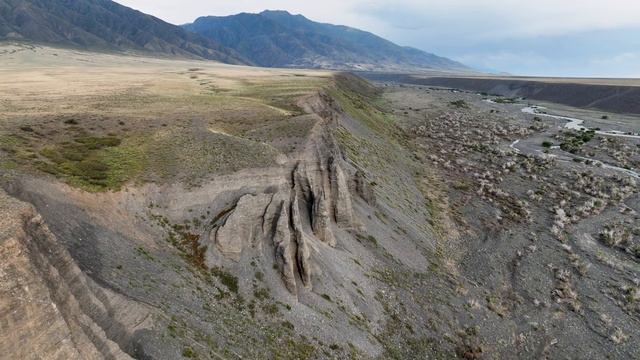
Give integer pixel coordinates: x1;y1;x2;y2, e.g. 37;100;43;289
118;0;640;78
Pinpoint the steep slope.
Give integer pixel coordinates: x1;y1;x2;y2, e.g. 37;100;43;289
0;0;248;64
183;10;469;71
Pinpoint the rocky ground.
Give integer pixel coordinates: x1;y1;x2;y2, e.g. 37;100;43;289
1;45;639;359
380;84;640;359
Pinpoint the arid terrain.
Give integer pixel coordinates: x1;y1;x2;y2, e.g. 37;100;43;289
1;43;639;360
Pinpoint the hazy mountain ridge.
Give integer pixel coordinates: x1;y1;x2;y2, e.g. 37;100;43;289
0;0;248;64
183;10;469;71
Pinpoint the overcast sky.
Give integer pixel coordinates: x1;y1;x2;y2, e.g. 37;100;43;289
118;0;640;77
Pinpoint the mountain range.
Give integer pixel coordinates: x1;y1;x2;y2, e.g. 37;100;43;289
0;0;248;64
183;10;469;71
0;0;468;71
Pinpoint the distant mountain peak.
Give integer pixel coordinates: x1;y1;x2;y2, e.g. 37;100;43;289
259;10;304;18
260;10;293;15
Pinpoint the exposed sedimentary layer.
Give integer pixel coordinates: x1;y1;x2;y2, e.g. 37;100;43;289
0;190;151;359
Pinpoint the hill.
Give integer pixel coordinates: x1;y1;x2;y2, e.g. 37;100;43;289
0;0;248;63
183;10;469;71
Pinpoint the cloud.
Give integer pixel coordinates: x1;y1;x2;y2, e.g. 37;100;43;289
593;52;640;65
360;0;640;38
456;51;551;70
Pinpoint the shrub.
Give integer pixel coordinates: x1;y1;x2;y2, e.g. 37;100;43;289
600;223;631;247
321;293;332;302
254;288;270;300
560;130;595;153
449;100;469;109
211;266;239;293
262;303;279;315
182;346;196;358
76;160;109;180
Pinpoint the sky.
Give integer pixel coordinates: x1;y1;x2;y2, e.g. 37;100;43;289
118;0;640;78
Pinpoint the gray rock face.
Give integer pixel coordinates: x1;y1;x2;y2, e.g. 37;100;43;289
329;156;354;226
291;195;312;288
353;170;376;205
272;201;297;293
311;188;335;246
211;193;273;261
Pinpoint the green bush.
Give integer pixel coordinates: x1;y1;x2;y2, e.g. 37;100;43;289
211;266;239;293
76;160;109;180
182;346;196;358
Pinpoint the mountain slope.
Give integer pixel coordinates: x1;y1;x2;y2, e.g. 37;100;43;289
183;10;469;71
0;0;248;64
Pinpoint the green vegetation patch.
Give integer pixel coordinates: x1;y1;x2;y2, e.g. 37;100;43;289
37;133;146;191
211;266;239;294
559;129;596;153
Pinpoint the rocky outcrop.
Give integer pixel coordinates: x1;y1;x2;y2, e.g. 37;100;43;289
353;169;376;205
329;156;354;226
271;200;297;293
311;188;335;246
291;194;312;288
211;193;273;260
196;91;370;295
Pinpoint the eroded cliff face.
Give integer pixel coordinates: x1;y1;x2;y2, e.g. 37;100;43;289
201;95;366;296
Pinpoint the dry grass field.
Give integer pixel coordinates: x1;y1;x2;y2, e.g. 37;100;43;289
0;43;332;190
